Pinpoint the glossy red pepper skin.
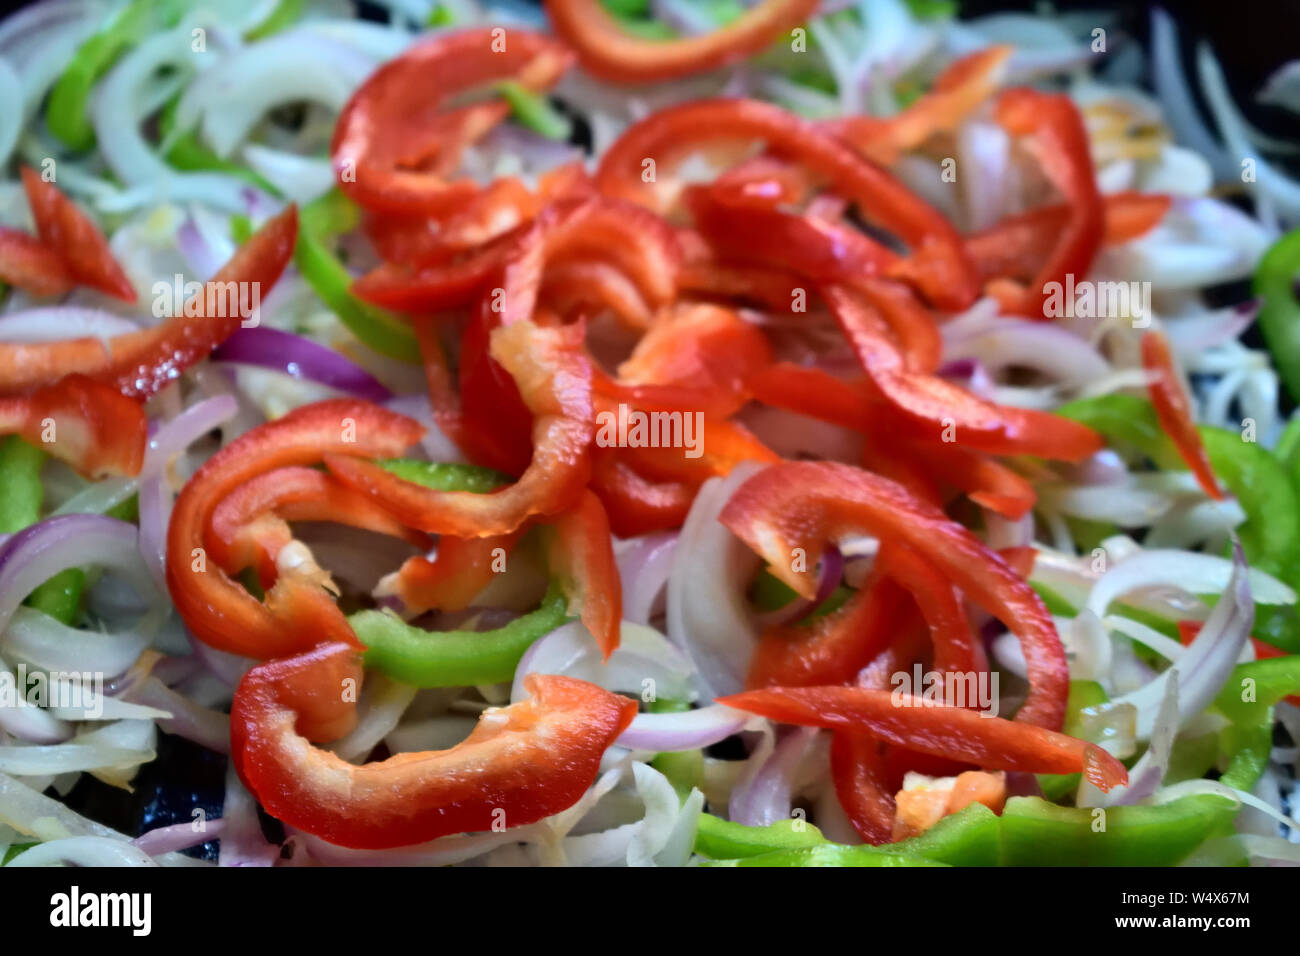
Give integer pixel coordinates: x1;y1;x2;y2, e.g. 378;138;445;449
987;89;1105;318
166;400;424;660
967;191;1171;285
545;0;819;84
721;685;1129;790
0;374;146;478
0;228;74;298
331;28;573;214
825;282;1104;462
386;529;523;616
545;489;622;659
207;466;430;590
21;167;135;302
0;207;298;398
326;319;593;537
1142;330;1224;500
721;461;1069;729
595;98;979;310
231;642;637;849
882;543;986;678
590;447;695;537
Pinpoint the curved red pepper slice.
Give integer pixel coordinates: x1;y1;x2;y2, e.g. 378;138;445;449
326;319;593;537
385;529;523;617
720;461;1069;728
231;642;637;849
825;47;1012;165
719;685;1129;791
590;447;695;537
967;192;1171;285
0;207;298;398
825;282;1104;462
0;228;74;298
748;566;914;689
594;98;978;310
331;28;573;214
881;543;985;678
830;731;897;845
848;277;943;375
0;374;145;478
987;88;1105;318
545;0;818;84
21;167;135;302
207;466;430;590
166;399;424;660
1141;330;1223;500
545;489;622;659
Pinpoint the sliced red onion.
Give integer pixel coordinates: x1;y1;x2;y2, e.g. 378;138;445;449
0;516;158;633
730;726;820;827
176;216;224;281
1085;547;1293;620
510;620;696;705
121;676;230;755
0;307;139;343
1100;670;1180;806
755;545;843;630
666;463;766;697
218;766;278;867
1111;541;1254;739
617;703;753;753
211;327;394;403
132;818;226;857
614;531;678;626
143;394;239;478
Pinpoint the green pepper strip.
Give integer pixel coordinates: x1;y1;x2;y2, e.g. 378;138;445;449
1213;655;1300;790
1058;393;1300;652
496;82;572;142
157;97;279;193
46;0;189;151
698;794;1239;866
296;191;422;362
0;438;131;624
245;0;302;40
648;698;704;800
345;458;565;687
1256;227;1300;405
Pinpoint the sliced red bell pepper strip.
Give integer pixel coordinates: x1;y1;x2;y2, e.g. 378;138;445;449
0;373;145;478
594;98;978;310
848;276;943;375
966;191;1171;285
166;399;424;660
882;542;986;678
1141;330;1224;500
720;685;1128;791
987;89;1105;318
325;319;593;537
826;46;1013;166
748;566;914;689
386;530;524;616
825;282;1104;462
831;731;897;845
0;206;298;398
331;28;573;213
0;228;74;298
721;461;1069;728
677;259;807;312
544;489;622;659
590;446;695;537
544;0;819;84
207;466;430;590
20;166;135;302
542;260;656;330
230;641;637;849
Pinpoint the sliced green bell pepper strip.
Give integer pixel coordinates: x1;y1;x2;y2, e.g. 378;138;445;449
1213;655;1300;790
1058;394;1300;652
46;0;190;151
350;583;568;687
1256;227;1300;405
157;97;279;193
245;0;302;40
295;191;422;362
496;82;572;142
370;458;508;494
694;813;827;860
705;793;1238;866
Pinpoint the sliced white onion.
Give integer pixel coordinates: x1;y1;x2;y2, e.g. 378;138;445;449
2;605;147;677
1085;548;1293;619
729;726;820;827
510;620;696;705
328;674;417;763
615;531;678;626
617;703;753;753
666;462;766;698
241;145;336;205
218;765;277;867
